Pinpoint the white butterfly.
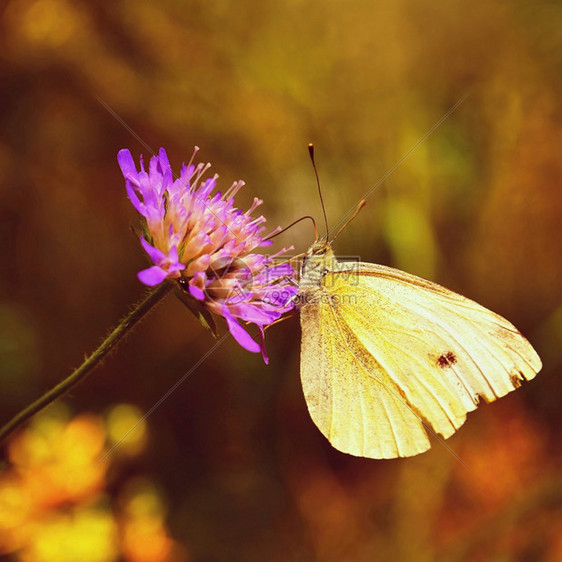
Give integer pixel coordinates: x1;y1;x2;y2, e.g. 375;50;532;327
299;239;542;459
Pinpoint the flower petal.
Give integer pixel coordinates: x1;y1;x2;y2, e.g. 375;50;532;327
126;182;145;216
189;282;206;301
189;285;205;300
118;149;138;181
222;306;260;353
230;303;278;325
138;266;169;286
140;237;167;264
257;325;269;365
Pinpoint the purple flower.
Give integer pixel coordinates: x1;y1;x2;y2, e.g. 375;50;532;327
118;147;297;362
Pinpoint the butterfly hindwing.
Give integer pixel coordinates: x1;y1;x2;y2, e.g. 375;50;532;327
300;299;431;458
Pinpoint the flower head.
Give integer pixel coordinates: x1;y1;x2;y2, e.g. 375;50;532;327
118;147;297;362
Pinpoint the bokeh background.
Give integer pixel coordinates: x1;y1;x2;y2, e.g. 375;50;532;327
1;0;562;560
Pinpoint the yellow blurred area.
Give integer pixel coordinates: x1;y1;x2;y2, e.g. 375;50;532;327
0;406;182;561
21;507;118;562
8;410;106;508
1;0;562;560
118;479;177;562
0;474;32;553
4;0;85;49
106;403;147;456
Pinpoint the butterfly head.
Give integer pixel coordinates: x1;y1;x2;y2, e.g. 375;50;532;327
306;238;333;258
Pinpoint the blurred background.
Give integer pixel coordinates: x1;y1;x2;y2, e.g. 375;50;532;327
1;0;561;560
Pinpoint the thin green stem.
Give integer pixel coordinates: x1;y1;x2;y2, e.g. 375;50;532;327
0;282;173;445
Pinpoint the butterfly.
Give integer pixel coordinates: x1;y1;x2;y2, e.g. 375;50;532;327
295;142;542;459
298;237;542;459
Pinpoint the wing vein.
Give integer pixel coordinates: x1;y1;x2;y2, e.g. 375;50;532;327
391;290;500;398
367;322;461;431
327;303;403;456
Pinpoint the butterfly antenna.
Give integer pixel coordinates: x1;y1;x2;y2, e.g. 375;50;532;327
330;199;367;244
308;144;329;241
263;215;318;242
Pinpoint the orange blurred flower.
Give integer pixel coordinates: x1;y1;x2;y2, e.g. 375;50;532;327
0;405;186;562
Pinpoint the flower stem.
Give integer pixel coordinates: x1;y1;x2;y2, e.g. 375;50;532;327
0;282;173;445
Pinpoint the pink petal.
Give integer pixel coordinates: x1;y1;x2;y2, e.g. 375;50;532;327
257;325;269;365
157;148;173;184
126;183;145;215
117;149;137;180
138;266;169;286
140;237;166;264
229;303;277;325
168;244;180;262
222;306;260;354
189;283;205;301
188;271;207;301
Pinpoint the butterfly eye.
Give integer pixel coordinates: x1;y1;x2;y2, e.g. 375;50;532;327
308;240;329;256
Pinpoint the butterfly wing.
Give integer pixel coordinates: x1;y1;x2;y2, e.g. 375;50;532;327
301;299;432;458
299;261;541;459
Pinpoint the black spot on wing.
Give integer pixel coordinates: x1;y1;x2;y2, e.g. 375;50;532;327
509;370;525;388
474;392;488;405
437;351;457;368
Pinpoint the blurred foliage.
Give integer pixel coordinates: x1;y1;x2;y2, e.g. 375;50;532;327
1;0;562;560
